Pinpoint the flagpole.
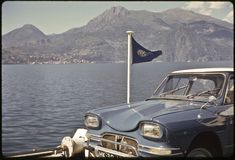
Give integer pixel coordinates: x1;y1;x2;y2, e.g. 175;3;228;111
126;31;134;104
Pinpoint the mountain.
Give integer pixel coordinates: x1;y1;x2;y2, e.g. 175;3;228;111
2;24;48;48
161;8;232;29
2;6;233;64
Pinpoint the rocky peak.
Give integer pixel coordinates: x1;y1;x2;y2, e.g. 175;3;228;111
105;6;129;16
17;24;45;35
5;24;45;37
95;6;129;21
84;6;129;32
22;24;38;29
103;6;129;22
2;24;46;48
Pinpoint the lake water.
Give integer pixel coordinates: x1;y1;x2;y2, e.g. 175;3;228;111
2;62;233;154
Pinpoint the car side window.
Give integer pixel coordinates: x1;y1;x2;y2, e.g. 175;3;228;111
225;75;234;105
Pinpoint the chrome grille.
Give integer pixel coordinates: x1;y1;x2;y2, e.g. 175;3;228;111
101;133;138;156
102;134;116;150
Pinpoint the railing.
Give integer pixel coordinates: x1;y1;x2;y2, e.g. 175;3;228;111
5;147;64;158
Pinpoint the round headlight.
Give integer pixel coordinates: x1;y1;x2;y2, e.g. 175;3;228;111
140;122;163;139
84;114;101;129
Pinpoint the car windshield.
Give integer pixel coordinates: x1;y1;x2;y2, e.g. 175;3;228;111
152;73;225;102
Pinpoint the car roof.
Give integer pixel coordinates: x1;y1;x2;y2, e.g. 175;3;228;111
172;68;234;73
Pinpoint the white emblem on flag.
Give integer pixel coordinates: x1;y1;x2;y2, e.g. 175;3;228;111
137;49;149;57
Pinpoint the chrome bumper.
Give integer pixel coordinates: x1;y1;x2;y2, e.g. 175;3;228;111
87;134;183;157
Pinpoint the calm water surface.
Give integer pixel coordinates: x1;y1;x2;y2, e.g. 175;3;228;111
2;62;233;154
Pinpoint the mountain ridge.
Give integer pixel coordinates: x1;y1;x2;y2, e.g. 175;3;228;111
2;7;233;64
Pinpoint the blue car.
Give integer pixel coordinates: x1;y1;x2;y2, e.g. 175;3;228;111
84;68;234;157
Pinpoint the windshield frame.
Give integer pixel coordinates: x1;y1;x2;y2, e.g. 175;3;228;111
151;72;227;103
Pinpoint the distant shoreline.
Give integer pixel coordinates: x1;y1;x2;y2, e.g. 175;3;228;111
2;60;233;66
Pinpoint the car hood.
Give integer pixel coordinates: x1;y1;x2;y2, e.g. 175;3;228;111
88;100;203;132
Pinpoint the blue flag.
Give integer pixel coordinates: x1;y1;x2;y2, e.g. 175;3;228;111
132;37;162;64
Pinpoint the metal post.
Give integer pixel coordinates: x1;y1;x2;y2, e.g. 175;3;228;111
126;31;134;104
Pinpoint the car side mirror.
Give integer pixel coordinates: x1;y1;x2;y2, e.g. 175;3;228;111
198;96;217;119
208;95;217;104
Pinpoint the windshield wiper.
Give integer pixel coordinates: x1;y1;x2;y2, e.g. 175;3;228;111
187;88;220;99
159;84;188;97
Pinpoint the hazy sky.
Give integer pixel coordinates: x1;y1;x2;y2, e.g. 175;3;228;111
2;1;233;35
